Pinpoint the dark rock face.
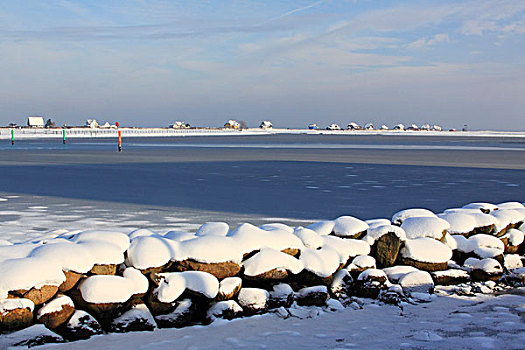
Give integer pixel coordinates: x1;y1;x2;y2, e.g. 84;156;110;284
171;259;241;279
372;232;402;268
207;300;243;321
268;283;294;309
0;306;33;331
295;286;328;307
56;310;102;341
110;304;157;333
470;269;503;282
430;269;471;286
154;299;197;328
289;270;333;290
329;270;353;300
8;325;63;348
244;268;289;283
397;257;448;272
59;271;83;292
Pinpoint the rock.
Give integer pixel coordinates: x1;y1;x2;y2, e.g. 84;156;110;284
332;216;369;239
216;277;242;301
57;310;102;341
207;300;243;321
397;238;452;272
399;271;434;294
145;291;176;316
154;299;197;328
89;264;117;275
346;255;376;279
36;294;75;329
59;270;83;292
9;285;59;306
111;303;157;332
68;288;123;329
172;259;241;279
0;324;63;348
237;288;269;315
329;269;353;299
281;248;300;257
467;258;504;282
397;257;449;272
351;269;389;299
430;269;470;285
290;270;333;289
244;268;289;282
372;232;403;268
0;298;34;331
295;286;328;307
268;283;294;309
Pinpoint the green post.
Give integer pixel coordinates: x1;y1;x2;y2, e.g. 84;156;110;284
11;129;14;145
62;129;66;144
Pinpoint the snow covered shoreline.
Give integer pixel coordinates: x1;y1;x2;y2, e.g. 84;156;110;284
1;127;525;140
0;199;524;348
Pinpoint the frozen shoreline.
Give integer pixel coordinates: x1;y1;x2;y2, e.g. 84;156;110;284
2;127;525;140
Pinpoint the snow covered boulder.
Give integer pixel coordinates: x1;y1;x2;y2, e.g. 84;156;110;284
501;229;524;254
306;220;335;236
294;227;323;249
401;216;450;240
268;283;294;309
352;269;389;298
242;248;303;282
438;212;478;237
398;238;452;271
207;300;243;321
0;324;63;348
126;236;173;273
382;266;419;284
216;277;242;301
430;269;470;285
58;310;102;341
491;209;524;237
295;286;329;307
36;294;75;329
332;216;369;239
154;299;197;328
462;202;498;213
111;303;157;333
503;254;523;272
465;258;503;282
346;255;376;278
468;234;505;263
294;246;341;287
322;236;370;266
329;269;353;300
365;225;406;267
195;222;230;237
0;298;34;331
398;271;434;294
237;288;269;315
172;236;243;279
392;208;437;225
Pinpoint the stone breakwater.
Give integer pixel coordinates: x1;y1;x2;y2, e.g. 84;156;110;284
0;201;524;347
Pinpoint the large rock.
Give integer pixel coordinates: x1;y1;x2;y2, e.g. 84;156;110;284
465;258;503;282
89;264;117;275
295;286;328;307
351;269;389;299
268;283;294;309
111;303;157;332
430;269;470;285
154;299;197;328
59;270;83;292
237;288;269;315
36;294;75;329
0;324;63;348
171;259;241;280
329;270;353;300
9;285;59;306
57;310;102;341
372;232;403;268
398;271;434;294
397;238;452;272
207;300;243;321
216;277;242;301
0;298;34;331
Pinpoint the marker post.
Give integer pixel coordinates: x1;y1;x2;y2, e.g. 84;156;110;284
62;129;66;144
116;122;121;152
11;129;14;145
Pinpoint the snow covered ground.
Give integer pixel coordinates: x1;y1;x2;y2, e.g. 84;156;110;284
37;288;525;350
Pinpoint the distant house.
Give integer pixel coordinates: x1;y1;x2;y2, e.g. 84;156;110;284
420;123;431;131
308;123;319;130
100;122;112;128
406;124;419;131
364;123;374;130
327;123;341;130
347;122;361;130
393;124;405;130
86;119;99;128
27;116;44;128
380;124;389;130
432;125;442;131
259;120;273;129
172;121;189;129
224;120;240;129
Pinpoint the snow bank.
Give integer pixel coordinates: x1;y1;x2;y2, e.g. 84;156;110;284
332;216;368;237
242;248;303;276
392;208;436;225
401;217;450;240
79;268;148;304
400;238;452;263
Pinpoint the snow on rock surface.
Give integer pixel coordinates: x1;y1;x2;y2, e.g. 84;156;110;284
322;236;370;263
127;228;157;240
497;202;525;210
0;257;65;299
70;230;130;251
0;242;42;263
155;271;219;302
29;242;95;273
237;288;269;310
505;229;524;246
79;268;148;304
365;219;392;228
293;227;323;249
126;236;172;270
357;268;387;281
462;202;498;212
306;220;335;236
504;254;523;270
0;298;34;314
163;231;196;242
175;236;244;264
195;222;230;237
112;303;156;331
398;271;434;294
468;234;504;258
260;223;294;233
242;248;303;276
437;212;477;234
332;216;369;237
382;266;419;283
391;208;436;225
400;238;452;263
491;209;524;232
218;277;242;298
299;247;341;277
36;294;74;318
363;224;406;245
401;217;450;240
351;255;376;269
227;223;304;254
464;258;503;274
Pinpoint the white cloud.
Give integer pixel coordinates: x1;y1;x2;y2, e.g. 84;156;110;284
406;33;449;49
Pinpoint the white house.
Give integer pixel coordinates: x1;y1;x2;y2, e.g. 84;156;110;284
172;121;189;129
380;124;389;130
27;116;44;128
86;119;99;128
327;123;341;130
259;120;273;129
432;125;442;131
393;124;405;130
308;123;318;130
224;120;240;129
364;122;374;130
347;122;361;130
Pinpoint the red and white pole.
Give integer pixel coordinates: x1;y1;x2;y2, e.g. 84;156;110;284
116;121;122;152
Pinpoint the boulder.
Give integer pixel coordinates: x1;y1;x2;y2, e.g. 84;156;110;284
111;303;157;332
0;324;63;348
216;277;242;301
237;288;269;315
398;271;434;294
346;255;376;279
9;285;59;306
397;238;452;272
58;270;83;292
332;216;369;239
154;299;197;328
430;269;470;285
351;269;389;299
36;294;75;329
329;270;353;300
171;259;241;280
295;286;328;307
268;283;294;309
465;258;503;282
207;300;243;321
372;232;403;268
57;310;102;341
89;264;117;275
0;298;34;331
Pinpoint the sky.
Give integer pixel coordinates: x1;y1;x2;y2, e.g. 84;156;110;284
0;0;524;130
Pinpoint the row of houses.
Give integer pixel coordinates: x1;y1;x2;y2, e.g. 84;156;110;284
308;122;444;131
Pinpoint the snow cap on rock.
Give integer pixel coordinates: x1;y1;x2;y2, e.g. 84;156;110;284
401;217;450;240
332;216;369;238
392;208;436;225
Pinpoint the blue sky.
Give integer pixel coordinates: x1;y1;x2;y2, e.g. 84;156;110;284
0;0;524;129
